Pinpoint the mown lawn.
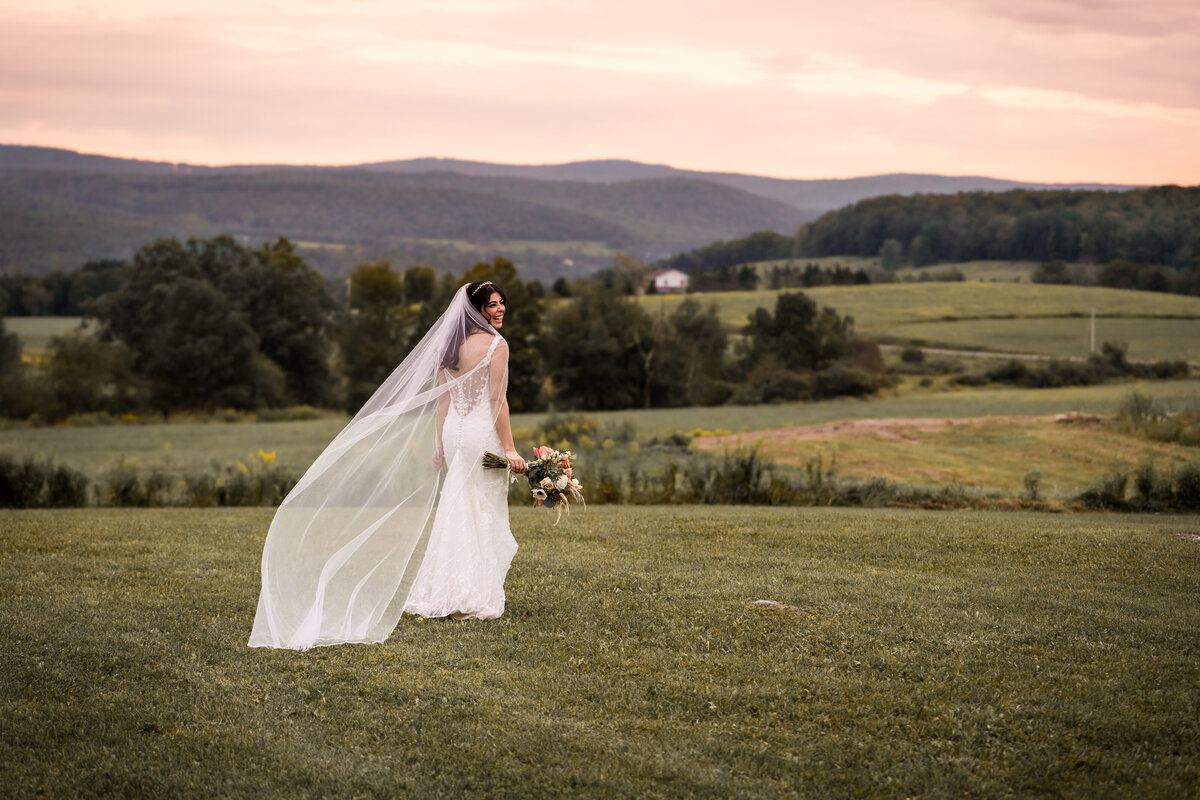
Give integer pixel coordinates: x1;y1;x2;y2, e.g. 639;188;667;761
3;506;1198;798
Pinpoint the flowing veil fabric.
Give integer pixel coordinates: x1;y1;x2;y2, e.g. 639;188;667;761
248;287;506;650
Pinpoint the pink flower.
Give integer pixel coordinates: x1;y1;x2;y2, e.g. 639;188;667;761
565;467;572;478
534;446;554;459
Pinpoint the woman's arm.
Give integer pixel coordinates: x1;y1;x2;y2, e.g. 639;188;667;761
489;339;527;474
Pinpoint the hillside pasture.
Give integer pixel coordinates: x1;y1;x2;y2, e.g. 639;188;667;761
5;316;89;356
892;260;1036;282
751;258;1037;284
696;414;1197;497
636;283;1200;362
2;506;1197;798
892;316;1200;364
4;380;1199;487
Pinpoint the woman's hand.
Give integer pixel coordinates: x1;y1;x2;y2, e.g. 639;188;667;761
432;447;445;470
505;448;527;474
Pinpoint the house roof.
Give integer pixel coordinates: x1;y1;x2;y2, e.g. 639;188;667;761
650;268;688;280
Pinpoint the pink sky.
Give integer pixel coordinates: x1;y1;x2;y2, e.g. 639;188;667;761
1;0;1197;184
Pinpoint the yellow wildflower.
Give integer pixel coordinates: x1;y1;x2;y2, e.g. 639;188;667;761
257;449;276;463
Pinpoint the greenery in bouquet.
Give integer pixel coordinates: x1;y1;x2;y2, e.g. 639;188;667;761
482;446;585;521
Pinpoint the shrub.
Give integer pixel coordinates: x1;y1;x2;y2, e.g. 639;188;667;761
1174;462;1200;510
1079;461;1200;512
0;455;89;508
812;366;880;400
900;346;925;364
1079;472;1129;511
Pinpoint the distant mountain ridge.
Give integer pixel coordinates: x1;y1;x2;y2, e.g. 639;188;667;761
0;147;804;278
0;145;1138;214
0;144;1142;279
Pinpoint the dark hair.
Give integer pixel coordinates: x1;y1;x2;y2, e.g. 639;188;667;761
466;281;507;314
441;282;507;370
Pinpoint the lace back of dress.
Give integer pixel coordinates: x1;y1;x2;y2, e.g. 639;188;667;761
447;336;500;417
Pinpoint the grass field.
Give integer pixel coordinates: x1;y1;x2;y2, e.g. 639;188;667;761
5;316;90;355
748;259;1037;284
698;416;1198;497
892;261;1037;283
3;506;1197;798
4;380;1199;485
635;283;1200;342
893;317;1200;363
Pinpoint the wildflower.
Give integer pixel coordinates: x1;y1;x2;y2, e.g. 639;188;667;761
258;449;276;463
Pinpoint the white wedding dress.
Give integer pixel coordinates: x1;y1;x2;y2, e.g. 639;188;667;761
404;335;518;619
249;287;518;650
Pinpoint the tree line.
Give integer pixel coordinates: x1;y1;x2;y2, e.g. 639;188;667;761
0;235;877;422
796;186;1200;286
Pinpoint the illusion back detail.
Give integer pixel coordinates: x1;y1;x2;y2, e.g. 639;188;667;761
404;334;517;619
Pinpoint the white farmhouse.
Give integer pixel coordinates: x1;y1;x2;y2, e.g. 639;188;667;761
650;268;689;294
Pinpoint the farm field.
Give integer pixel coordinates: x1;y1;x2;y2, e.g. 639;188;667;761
3;506;1197;798
636;282;1200;343
5;316;89;355
892;260;1036;282
13;284;1200;365
893;316;1200;363
696;415;1196;497
752;258;1036;283
4;379;1199;482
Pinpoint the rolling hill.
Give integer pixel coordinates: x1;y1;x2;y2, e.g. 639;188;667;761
0;144;1139;279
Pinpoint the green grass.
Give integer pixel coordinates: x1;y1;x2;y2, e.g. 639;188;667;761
635;283;1200;338
3;506;1198;798
712;416;1198;496
751;258;1036;284
4;380;1200;481
892;261;1037;283
892;317;1200;363
6;316;89;355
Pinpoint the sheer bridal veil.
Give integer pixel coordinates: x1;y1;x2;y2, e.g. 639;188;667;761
249;285;505;650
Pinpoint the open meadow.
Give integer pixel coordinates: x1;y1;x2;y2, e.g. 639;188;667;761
4;379;1198;499
635;283;1200;363
3;505;1198;798
695;414;1198;497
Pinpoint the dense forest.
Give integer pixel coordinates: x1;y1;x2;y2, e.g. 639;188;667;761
797;186;1200;268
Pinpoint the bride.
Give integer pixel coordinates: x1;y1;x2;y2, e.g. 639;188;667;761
249;281;528;650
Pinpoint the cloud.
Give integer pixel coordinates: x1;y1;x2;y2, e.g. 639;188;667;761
0;0;1197;182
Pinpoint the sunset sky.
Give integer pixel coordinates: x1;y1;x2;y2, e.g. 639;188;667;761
1;0;1197;184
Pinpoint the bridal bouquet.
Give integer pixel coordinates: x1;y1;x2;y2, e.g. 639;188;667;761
482;446;585;522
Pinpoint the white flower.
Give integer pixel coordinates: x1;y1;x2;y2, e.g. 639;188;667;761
531;488;547;500
555;475;568;490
